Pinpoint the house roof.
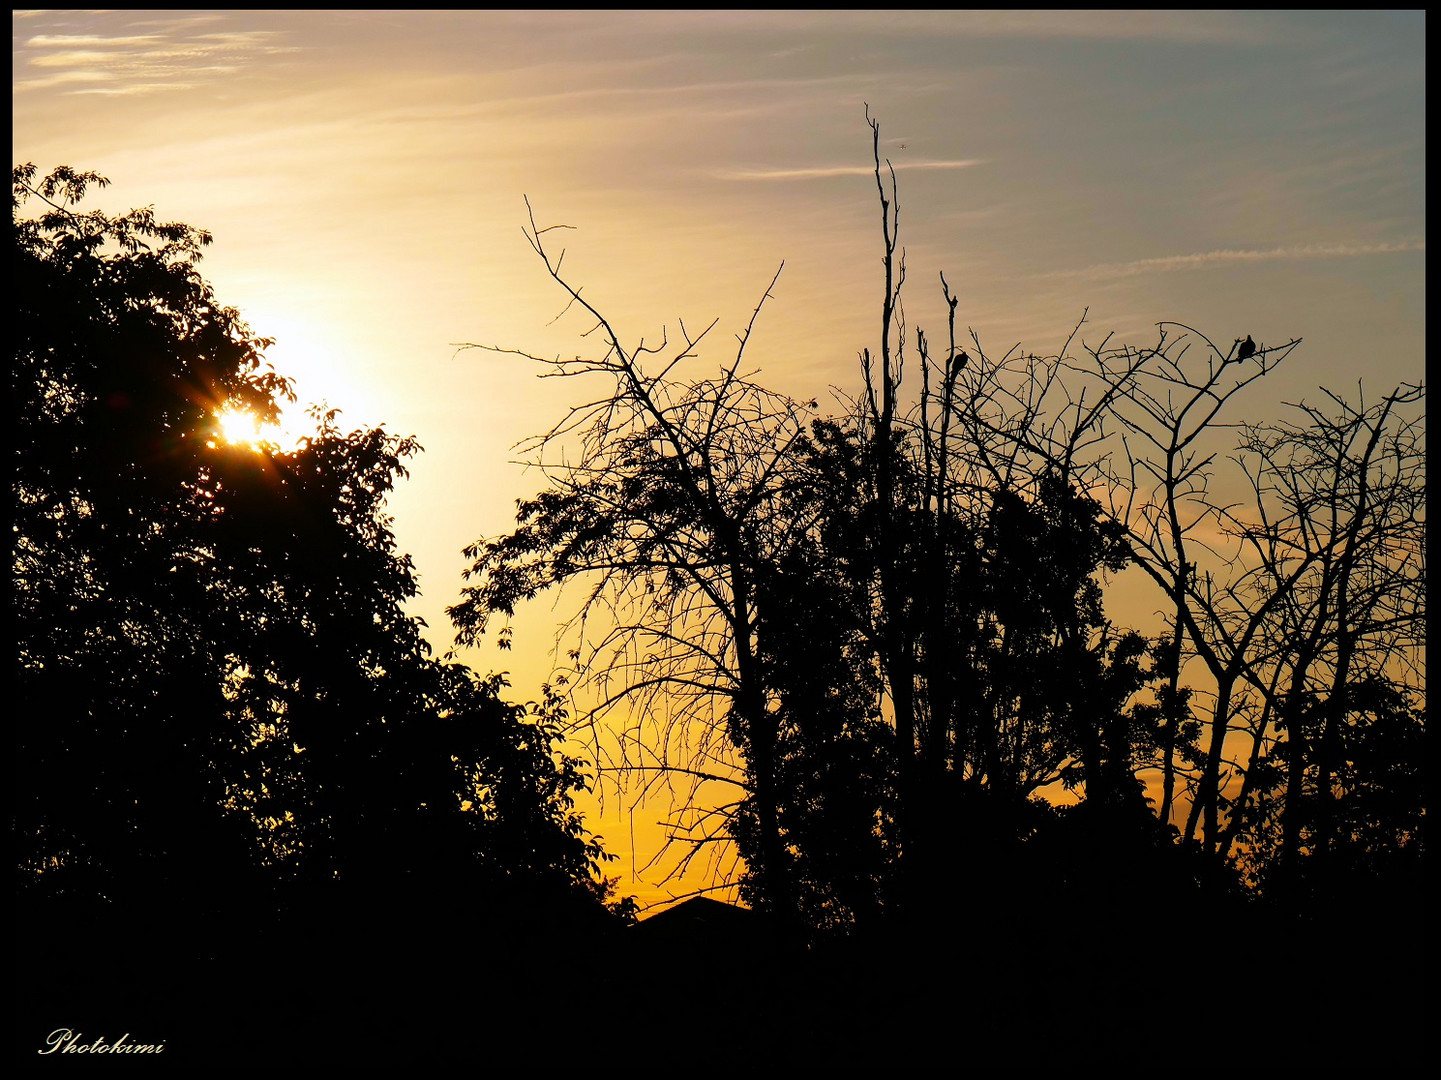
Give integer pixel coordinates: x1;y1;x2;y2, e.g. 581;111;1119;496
633;895;759;938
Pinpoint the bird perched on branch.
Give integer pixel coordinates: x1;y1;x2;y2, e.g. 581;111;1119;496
950;349;970;376
1237;335;1257;361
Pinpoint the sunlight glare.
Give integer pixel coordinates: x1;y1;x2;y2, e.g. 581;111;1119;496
214;406;291;451
217;407;261;445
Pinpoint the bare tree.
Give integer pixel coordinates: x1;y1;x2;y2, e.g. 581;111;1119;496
1099;329;1304;855
450;199;813;921
1222;383;1426;891
875;262;1322;879
937;312;1423;904
454;114;1422;936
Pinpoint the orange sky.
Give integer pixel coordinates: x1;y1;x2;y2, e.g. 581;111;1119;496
13;10;1425;910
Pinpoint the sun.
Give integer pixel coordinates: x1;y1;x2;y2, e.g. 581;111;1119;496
212;406;289;451
216;407;263;445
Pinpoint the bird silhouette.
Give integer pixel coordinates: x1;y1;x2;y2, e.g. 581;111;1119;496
1237;335;1256;361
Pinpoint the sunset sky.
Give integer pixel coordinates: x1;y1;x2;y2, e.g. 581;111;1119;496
13;10;1425;909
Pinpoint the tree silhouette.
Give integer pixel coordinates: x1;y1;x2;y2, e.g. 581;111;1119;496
1224;384;1426;902
14;162;290;907
455;111;1422;959
780;113;1195;920
739;435;896;932
453;137;1194;936
13;165;611;933
450;204;813;927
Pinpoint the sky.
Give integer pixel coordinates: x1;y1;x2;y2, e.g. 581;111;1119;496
13;9;1426;910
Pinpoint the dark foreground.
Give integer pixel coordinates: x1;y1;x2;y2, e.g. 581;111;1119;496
14;885;1427;1072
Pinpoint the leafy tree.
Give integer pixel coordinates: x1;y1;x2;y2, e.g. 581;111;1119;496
14;162;289;905
13;164;611;927
738;449;896;933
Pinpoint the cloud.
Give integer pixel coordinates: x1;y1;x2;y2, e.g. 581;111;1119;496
30;50;145;68
15;20;295;96
25;34;163;47
13;70;115;93
540;10;1259;46
70;83;201;97
194;31;287;46
840;9;1253;43
717;159;985;182
1040;240;1426;281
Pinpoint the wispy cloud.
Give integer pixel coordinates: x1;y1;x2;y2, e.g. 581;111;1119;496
12;69;118;93
718;159;985;182
15;22;295;96
25;34;164;47
842;9;1255;43
1040;240;1425;281
70;82;202;98
552;10;1260;46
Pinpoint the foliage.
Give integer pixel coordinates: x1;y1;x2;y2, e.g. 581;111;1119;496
13;164;614;918
15;162;286;902
739;479;896;931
